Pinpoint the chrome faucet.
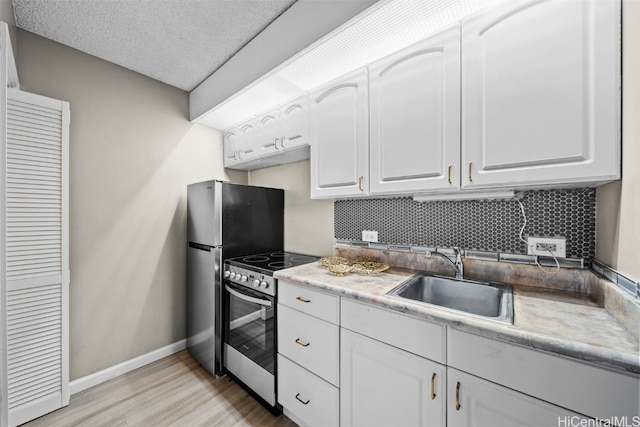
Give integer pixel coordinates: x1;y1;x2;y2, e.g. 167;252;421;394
426;247;464;279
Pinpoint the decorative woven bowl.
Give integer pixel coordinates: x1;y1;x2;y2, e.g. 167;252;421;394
326;264;356;276
318;256;349;267
348;256;378;264
318;256;389;276
352;261;390;275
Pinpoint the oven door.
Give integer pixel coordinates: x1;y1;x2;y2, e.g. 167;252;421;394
223;281;276;375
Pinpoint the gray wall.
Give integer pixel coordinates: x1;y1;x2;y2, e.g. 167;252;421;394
596;0;640;281
16;29;246;380
248;160;334;257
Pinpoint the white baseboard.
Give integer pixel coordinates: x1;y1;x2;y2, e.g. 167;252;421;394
69;339;186;395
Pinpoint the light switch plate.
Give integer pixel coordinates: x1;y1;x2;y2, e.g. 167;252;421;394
362;230;379;242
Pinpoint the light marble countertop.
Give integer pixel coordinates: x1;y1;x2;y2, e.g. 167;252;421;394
274;263;640;375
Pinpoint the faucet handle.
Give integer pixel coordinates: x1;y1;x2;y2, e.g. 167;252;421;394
452;247;464;258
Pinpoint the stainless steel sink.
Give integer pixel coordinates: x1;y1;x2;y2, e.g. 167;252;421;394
387;273;514;324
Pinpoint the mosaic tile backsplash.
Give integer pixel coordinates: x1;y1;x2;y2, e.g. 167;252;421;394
334;188;596;260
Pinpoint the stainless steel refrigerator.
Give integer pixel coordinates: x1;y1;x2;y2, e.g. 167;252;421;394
186;180;284;375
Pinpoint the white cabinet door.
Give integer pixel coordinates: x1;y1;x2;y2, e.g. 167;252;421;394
447;368;586;427
236;119;258;163
370;25;461;195
310;68;369;198
280;95;309;151
341;329;446;427
223;128;239;167
255;108;281;157
278;355;339;427
462;0;620;189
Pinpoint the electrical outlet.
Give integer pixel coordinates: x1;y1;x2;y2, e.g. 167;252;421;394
527;236;566;258
362;230;379;242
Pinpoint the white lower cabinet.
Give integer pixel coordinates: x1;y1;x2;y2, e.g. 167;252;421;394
278;354;339;427
447;328;640;420
341;328;446;427
278;305;339;386
277;281;340;427
447;368;584;427
276;293;639;427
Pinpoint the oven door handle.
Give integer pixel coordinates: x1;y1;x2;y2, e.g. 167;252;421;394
225;284;272;307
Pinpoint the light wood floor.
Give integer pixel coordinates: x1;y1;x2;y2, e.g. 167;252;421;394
23;350;298;427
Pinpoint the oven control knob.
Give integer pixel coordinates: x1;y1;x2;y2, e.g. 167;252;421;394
260;281;269;289
253;279;260;287
224;270;230;278
240;275;248;282
229;272;236;279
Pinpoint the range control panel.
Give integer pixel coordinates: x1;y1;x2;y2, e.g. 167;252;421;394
223;263;275;297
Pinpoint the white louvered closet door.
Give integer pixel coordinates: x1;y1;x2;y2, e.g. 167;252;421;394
2;88;69;427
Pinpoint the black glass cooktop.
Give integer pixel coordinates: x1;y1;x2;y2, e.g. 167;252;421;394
226;251;318;275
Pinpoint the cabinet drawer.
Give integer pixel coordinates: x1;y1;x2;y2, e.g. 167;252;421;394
448;328;640;419
278;354;339;427
341;298;446;364
278;304;339;386
278;280;339;324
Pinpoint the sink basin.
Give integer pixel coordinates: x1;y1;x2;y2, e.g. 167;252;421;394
387;274;514;324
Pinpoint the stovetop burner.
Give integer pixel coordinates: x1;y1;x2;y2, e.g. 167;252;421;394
226;251;319;274
243;255;270;263
268;261;292;268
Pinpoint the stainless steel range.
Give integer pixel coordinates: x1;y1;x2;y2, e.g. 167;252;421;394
222;251;318;411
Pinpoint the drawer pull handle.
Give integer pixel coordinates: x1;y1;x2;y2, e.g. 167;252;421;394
431;373;436;400
295;338;310;347
295;296;311;303
295;393;310;405
455;382;461;410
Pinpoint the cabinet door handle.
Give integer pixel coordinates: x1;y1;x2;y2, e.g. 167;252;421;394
468;161;473;182
295;393;310;405
455;382;461;410
358;176;364;191
274;137;280;149
295;296;311;303
447;165;452;185
295;338;310;347
431;373;437;400
280;136;287;149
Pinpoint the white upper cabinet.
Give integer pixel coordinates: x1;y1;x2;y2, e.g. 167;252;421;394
255;108;281;157
235;119;258;163
461;0;621;189
370;25;461;195
310;68;369;199
223;128;240;167
222;95;311;171
280;95;309;151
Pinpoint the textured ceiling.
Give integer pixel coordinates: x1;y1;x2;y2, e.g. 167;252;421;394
12;0;296;91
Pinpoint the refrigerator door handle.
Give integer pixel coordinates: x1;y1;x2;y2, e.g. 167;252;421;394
213;246;223;376
189;242;212;251
225;285;272;307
